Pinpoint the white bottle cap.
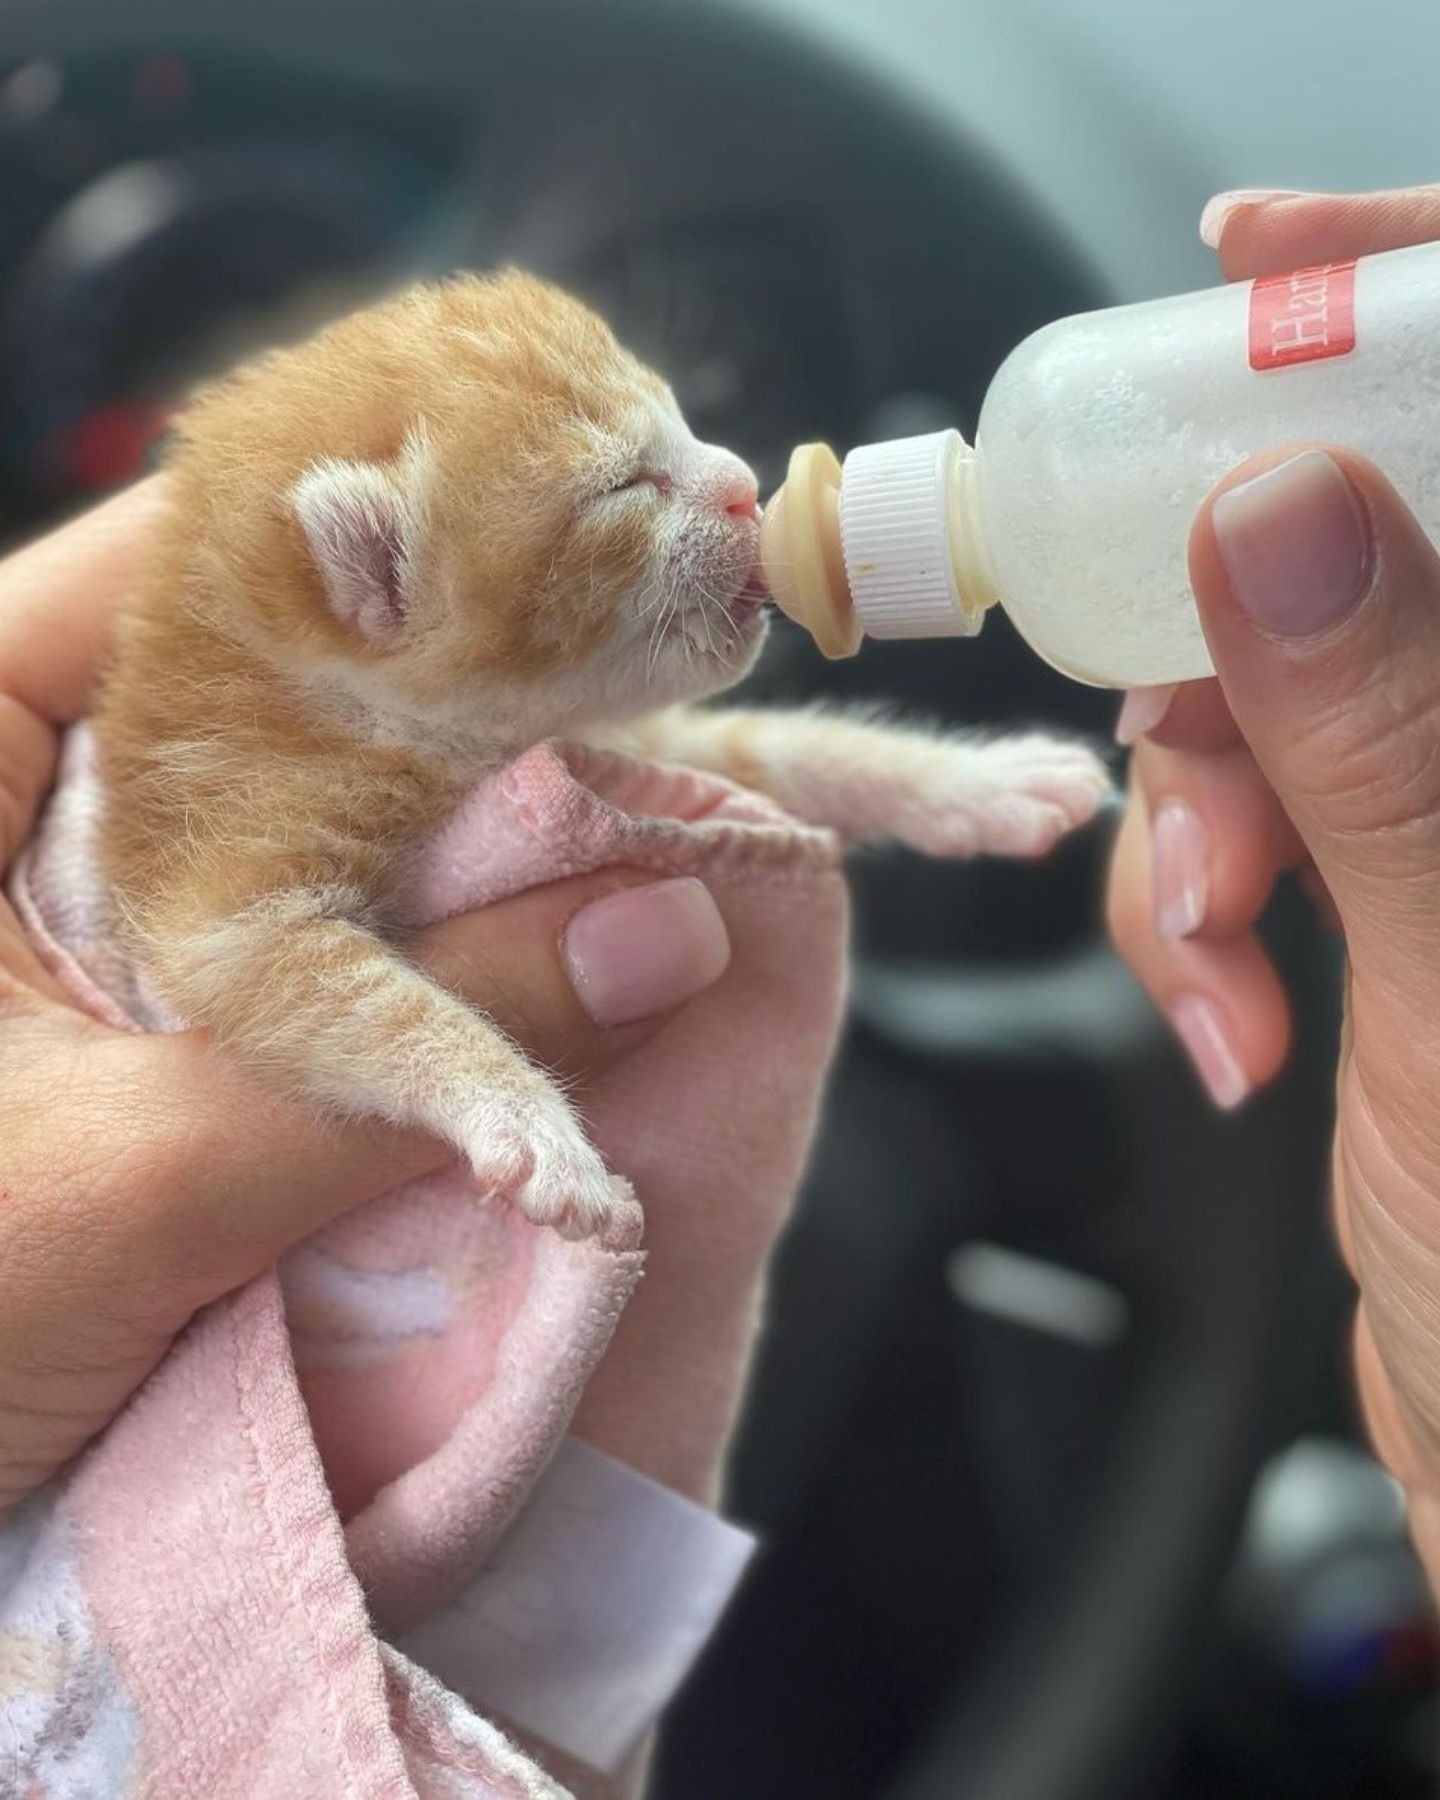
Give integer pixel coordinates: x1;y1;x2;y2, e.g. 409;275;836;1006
839;429;979;640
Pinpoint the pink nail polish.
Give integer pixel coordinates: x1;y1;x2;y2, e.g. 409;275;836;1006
564;878;731;1027
1170;993;1250;1110
1212;451;1373;639
1199;188;1310;249
1152;800;1210;940
1115;684;1177;746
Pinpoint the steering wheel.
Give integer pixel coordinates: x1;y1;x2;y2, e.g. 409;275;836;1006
2;4;1341;1796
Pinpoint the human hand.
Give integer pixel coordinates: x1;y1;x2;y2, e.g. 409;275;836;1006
1105;184;1440;1572
0;482;739;1515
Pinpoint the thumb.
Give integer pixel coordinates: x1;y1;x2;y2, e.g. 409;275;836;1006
1190;445;1440;996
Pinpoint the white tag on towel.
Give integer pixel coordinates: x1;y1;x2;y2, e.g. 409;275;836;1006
394;1437;757;1776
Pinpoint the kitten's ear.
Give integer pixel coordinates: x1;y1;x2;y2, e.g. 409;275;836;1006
291;456;420;644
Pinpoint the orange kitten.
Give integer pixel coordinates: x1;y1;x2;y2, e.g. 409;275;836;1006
91;271;1109;1237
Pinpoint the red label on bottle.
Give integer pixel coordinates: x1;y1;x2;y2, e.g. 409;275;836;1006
1248;260;1357;371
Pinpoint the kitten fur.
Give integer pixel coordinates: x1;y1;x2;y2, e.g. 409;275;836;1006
91;270;1110;1236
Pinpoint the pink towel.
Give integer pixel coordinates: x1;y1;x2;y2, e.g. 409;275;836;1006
0;726;848;1798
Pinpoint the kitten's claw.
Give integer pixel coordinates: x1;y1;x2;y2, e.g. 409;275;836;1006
462;1090;620;1239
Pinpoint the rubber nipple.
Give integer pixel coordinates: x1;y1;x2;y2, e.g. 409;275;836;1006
759;442;862;660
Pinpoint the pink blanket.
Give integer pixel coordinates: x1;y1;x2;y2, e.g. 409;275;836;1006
0;727;848;1798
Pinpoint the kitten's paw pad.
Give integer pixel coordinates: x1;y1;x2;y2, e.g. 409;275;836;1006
519;1130;622;1241
993;738;1114;823
898;738;1112;859
463;1093;619;1239
957;796;1080;859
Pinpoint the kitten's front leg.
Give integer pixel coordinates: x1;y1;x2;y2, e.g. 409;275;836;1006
610;705;1113;858
139;886;621;1237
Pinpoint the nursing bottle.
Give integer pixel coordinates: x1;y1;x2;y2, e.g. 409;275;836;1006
761;242;1440;686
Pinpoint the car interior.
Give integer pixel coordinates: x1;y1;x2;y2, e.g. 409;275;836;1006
0;3;1430;1795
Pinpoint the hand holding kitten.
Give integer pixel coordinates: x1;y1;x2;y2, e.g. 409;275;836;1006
0;484;732;1511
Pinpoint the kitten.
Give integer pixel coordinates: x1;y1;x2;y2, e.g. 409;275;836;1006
91;271;1109;1237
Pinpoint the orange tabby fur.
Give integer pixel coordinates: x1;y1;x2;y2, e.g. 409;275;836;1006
91;269;1110;1237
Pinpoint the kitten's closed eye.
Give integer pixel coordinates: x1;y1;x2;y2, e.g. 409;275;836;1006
604;470;673;499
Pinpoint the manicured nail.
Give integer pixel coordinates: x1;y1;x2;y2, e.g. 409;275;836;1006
1212;451;1373;639
1170;993;1250;1110
1199;188;1310;248
1152;800;1210;940
564;877;731;1027
1115;684;1177;746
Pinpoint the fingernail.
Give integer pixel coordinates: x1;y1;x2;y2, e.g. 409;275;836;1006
1212;451;1373;639
1152;800;1210;940
1115;684;1177;746
564;877;731;1027
1199;188;1310;248
1170;993;1250;1110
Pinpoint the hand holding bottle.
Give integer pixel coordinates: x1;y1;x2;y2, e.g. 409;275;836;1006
1105;183;1440;1582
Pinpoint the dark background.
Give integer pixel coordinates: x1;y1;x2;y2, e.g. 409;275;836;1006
0;6;1428;1794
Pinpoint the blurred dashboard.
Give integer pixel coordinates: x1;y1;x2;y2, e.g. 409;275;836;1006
0;50;471;525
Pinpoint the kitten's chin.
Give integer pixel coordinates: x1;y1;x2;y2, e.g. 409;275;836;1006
678;571;769;665
686;601;769;686
635;609;768;712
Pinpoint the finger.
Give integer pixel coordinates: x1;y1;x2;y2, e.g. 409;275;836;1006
0;483;165;899
1208;186;1440;281
1115;676;1244;754
1353;1302;1424;1489
1107;778;1292;1106
89;868;733;1307
1191;445;1440;1000
418;869;730;1080
1130;733;1298;942
0;479;164;723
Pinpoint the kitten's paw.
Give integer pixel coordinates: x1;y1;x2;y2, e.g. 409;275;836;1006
462;1090;620;1239
992;736;1114;821
898;736;1113;860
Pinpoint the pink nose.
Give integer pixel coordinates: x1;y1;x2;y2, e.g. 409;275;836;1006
721;474;760;521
